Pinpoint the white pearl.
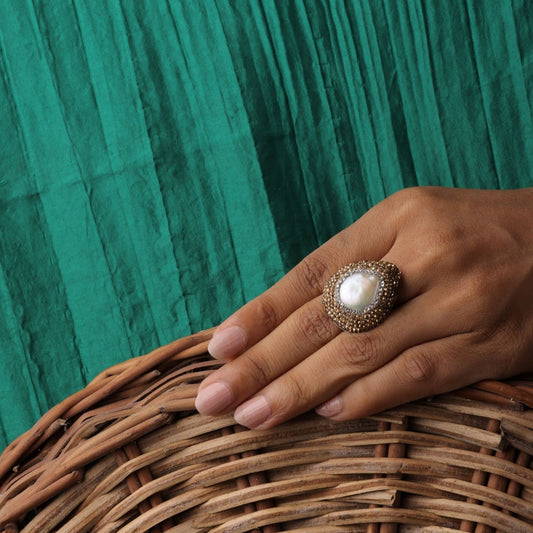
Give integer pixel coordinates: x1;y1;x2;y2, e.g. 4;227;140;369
338;272;379;311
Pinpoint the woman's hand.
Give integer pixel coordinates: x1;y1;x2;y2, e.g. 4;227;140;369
195;187;533;429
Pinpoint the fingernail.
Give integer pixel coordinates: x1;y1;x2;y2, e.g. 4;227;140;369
234;396;272;428
208;326;247;360
195;382;234;415
315;396;342;418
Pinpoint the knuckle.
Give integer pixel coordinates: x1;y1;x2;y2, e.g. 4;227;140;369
456;271;497;328
390;186;442;227
396;185;440;206
336;333;379;371
243;355;271;389
399;349;436;384
297;306;336;347
469;326;520;377
296;254;331;293
280;372;314;406
252;295;280;332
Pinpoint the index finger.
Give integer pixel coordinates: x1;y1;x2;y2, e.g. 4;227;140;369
207;202;398;360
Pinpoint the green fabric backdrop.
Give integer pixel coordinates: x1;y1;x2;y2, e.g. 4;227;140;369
1;0;532;451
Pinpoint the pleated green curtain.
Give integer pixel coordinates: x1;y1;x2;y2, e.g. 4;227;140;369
1;0;532;450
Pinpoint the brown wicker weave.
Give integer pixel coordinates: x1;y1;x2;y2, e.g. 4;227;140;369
0;329;532;532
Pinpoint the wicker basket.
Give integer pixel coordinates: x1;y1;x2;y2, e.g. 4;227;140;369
0;329;532;533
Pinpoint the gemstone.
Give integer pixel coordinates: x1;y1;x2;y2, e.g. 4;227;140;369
323;260;401;333
338;272;379;311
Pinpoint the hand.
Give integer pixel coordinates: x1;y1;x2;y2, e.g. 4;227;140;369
195;187;533;429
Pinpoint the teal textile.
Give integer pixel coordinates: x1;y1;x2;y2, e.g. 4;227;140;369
1;0;532;451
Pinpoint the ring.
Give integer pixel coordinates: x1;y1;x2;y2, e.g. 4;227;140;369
322;260;401;333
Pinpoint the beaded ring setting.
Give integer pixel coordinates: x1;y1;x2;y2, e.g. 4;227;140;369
322;260;401;333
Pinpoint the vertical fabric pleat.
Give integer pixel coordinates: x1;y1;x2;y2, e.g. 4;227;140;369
1;0;532;449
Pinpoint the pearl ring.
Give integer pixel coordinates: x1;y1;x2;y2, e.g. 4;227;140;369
322;260;401;333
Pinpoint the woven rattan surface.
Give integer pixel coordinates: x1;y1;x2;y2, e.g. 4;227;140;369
0;329;532;532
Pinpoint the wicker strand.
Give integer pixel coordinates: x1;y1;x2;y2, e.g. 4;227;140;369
1;330;532;532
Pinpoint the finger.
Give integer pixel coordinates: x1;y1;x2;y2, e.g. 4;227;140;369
315;334;486;421
207;204;400;360
196;295;340;415
227;290;457;428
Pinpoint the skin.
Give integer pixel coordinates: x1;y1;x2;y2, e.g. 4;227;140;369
195;186;533;429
